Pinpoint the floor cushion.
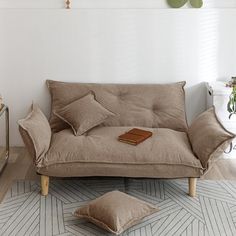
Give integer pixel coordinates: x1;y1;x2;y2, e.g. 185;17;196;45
74;190;158;235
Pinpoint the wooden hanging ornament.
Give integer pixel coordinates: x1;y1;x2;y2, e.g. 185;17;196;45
65;0;71;9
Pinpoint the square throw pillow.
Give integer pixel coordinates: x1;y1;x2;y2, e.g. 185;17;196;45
54;92;115;136
74;190;158;235
188;107;235;168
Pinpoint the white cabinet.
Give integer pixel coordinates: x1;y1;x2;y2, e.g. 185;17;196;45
206;81;236;159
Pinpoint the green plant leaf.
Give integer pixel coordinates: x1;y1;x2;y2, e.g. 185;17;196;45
227;101;233;113
227;87;236;119
190;0;203;8
167;0;188;8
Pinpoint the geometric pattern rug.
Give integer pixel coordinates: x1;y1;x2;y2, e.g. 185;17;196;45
1;178;236;236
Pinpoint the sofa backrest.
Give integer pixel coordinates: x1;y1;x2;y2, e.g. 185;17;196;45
47;80;188;132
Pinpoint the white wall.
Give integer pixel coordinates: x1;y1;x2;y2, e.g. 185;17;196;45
0;1;236;146
0;0;236;9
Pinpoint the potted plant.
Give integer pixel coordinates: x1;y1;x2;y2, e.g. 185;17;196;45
227;77;236;119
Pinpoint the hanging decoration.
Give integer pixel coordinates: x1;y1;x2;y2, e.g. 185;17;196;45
189;0;203;8
167;0;203;8
65;0;71;9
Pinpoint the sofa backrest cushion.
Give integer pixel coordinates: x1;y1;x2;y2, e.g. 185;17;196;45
47;80;188;133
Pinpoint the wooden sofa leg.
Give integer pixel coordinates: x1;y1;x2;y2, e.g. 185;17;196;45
41;175;49;196
188;177;197;197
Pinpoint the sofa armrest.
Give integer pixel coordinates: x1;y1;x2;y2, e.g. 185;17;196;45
188;107;235;168
18;104;51;167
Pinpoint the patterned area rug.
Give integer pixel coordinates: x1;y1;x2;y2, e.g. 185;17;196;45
0;178;236;236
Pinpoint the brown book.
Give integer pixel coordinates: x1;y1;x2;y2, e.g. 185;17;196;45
118;128;153;145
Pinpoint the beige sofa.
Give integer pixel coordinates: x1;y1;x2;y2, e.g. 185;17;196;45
18;80;235;197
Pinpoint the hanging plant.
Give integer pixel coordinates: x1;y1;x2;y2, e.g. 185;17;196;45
227;86;236;119
167;0;203;8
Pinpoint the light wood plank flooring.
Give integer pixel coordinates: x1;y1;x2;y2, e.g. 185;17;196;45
0;147;236;202
0;147;39;202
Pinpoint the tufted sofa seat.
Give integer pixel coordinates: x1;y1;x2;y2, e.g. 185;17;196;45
38;127;203;178
19;80;235;197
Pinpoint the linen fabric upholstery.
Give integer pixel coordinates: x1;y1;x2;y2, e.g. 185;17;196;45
47;80;188;133
74;190;158;235
18;104;51;167
188;107;235;168
54;92;115;136
37;161;203;178
19;126;36;160
37;127;203;176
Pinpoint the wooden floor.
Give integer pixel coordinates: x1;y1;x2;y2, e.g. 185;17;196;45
0;147;39;203
0;147;236;202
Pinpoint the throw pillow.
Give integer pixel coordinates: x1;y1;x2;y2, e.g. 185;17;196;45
74;190;158;235
54;92;115;136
